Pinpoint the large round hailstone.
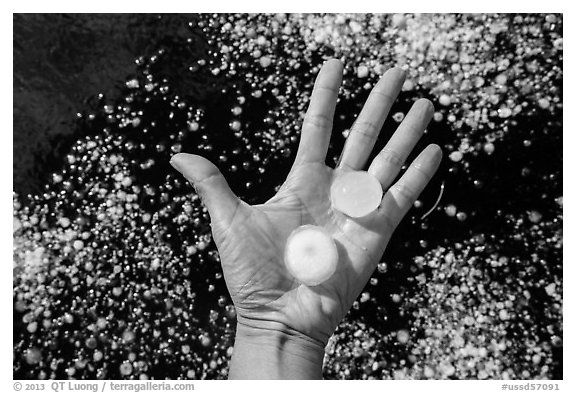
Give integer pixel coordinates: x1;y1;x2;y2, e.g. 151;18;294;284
330;171;383;217
284;225;338;286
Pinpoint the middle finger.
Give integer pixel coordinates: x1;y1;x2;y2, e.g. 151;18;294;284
337;66;406;171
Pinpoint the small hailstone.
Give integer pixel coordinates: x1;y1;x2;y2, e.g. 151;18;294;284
27;322;38;333
122;330;135;343
25;348;42;365
63;313;74;324
259;56;272;68
230;120;241;131
402;79;415;91
349;20;362;33
545;283;556;296
538;98;550;109
483;142;495;154
200;335;212;347
397;329;410;344
495;73;508;85
439;94;452;106
391;14;407;28
59;217;71;228
445;204;457;217
392;112;405;122
73;240;84;250
314;32;327;43
449;151;463;162
120;362;133;376
528;210;542;223
13;217;22;233
357;65;369;78
553;38;563;50
126;79;139;89
498;107;512;118
188;121;199;131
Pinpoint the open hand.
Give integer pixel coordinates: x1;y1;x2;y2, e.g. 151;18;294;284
170;59;442;349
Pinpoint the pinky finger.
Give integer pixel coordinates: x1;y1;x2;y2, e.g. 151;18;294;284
379;144;442;228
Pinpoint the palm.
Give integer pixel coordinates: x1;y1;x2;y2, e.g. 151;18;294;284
212;162;391;343
171;59;442;346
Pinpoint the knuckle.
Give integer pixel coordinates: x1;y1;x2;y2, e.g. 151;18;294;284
370;89;396;103
400;120;425;137
303;113;333;130
195;172;225;188
314;84;340;95
375;207;397;229
392;182;417;203
377;148;404;168
410;160;434;180
350;120;380;140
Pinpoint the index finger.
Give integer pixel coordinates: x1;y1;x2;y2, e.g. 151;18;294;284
294;59;343;164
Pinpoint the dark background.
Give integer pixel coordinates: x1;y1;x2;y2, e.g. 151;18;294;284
14;14;192;194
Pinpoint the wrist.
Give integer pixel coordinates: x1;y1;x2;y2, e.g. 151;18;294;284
228;317;326;379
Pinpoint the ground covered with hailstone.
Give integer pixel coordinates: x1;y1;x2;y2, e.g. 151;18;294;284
14;14;562;379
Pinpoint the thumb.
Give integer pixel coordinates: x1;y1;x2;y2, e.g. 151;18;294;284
170;153;240;227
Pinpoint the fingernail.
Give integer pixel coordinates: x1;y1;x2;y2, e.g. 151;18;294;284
169;154;185;173
169;154;200;193
429;144;443;165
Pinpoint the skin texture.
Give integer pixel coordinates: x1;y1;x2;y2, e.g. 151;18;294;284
170;59;443;379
